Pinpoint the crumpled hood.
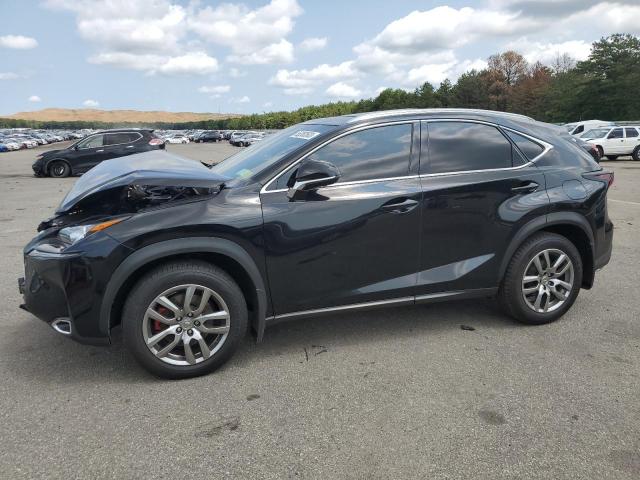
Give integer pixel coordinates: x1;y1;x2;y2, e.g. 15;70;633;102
57;150;229;213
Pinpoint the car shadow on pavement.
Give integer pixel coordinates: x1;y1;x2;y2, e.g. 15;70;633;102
8;298;514;383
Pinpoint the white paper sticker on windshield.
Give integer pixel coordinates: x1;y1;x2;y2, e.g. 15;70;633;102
290;130;321;140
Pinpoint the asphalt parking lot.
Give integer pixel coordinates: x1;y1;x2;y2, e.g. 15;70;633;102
0;142;638;479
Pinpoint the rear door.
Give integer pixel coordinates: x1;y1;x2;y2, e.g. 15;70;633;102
261;122;422;314
623;127;640;155
416;121;549;297
103;132;142;159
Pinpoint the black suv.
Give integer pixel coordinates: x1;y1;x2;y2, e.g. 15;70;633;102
32;129;165;178
196;131;223;143
19;109;613;378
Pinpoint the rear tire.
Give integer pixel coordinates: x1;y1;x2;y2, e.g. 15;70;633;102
49;160;70;178
596;146;604;159
122;260;248;379
499;232;582;325
632;146;640;161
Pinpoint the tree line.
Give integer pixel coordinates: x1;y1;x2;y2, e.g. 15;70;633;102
1;34;638;131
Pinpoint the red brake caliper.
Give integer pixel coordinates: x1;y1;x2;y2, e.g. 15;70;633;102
154;306;170;332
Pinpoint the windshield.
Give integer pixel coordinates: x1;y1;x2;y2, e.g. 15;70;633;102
212;124;335;181
582;128;609;139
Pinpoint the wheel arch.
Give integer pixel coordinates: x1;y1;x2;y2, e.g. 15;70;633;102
100;237;268;343
499;212;595;289
45;158;72;176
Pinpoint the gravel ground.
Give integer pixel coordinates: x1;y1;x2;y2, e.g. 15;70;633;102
0;142;638;479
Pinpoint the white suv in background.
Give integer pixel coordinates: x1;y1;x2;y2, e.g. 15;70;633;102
583;126;640;161
564;120;615;137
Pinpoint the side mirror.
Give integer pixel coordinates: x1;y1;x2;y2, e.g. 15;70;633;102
287;159;340;199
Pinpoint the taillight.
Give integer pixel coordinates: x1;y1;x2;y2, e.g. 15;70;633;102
583;171;614;188
149;138;164;145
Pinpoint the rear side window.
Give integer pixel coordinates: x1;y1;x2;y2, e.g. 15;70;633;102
608;128;623;139
505;130;545;160
304;124;412;183
105;132;141;145
625;128;639;138
425;122;514;174
573;125;584;134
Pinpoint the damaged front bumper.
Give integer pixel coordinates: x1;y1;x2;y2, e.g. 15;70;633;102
20;233;132;345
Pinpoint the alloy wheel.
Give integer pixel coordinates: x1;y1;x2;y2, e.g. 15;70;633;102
521;248;574;313
142;284;230;366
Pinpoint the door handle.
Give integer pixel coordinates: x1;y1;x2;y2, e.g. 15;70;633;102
511;181;539;194
381;198;419;213
126;145;134;148
96;149;104;152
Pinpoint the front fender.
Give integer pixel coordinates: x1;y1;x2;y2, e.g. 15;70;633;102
99;237;268;342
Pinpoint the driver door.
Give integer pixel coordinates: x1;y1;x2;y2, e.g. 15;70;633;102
260;122;422;315
73;134;107;173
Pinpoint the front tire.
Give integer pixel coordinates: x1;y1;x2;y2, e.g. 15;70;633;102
122;261;248;379
49;160;70;178
632;146;640;161
499;232;582;325
605;155;618;161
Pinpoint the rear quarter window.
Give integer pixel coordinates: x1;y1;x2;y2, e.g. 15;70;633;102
504;130;545;160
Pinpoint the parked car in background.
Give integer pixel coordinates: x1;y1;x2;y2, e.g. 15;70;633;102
571;136;601;162
229;131;249;145
564;120;616;137
164;134;190;144
196;131;223;143
19;109;613;378
32;129;165;177
583;126;640;160
238;133;265;146
0;143;8;152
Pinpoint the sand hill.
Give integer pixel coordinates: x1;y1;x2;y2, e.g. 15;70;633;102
6;108;240;123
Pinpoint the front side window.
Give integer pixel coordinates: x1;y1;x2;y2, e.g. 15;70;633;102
77;134;103;149
574;125;584;134
303;124;412;184
625;128;639;138
425;122;514;174
608;128;623;139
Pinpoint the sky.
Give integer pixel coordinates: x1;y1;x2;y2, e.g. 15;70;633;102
1;0;639;115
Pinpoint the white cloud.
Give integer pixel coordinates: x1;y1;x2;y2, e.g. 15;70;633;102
227;39;294;64
0;72;20;80
89;51;218;75
157;52;218;75
231;96;251;104
263;101;274;108
326;82;362;98
506;39;592;64
44;0;186;53
189;0;302;64
269;61;357;93
28;95;41;102
198;85;231;94
0;35;38;49
299;37;328;52
83;99;99;107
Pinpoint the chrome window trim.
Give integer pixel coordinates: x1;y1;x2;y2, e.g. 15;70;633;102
77;132;143;150
260;118;554;194
260;120;416;194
